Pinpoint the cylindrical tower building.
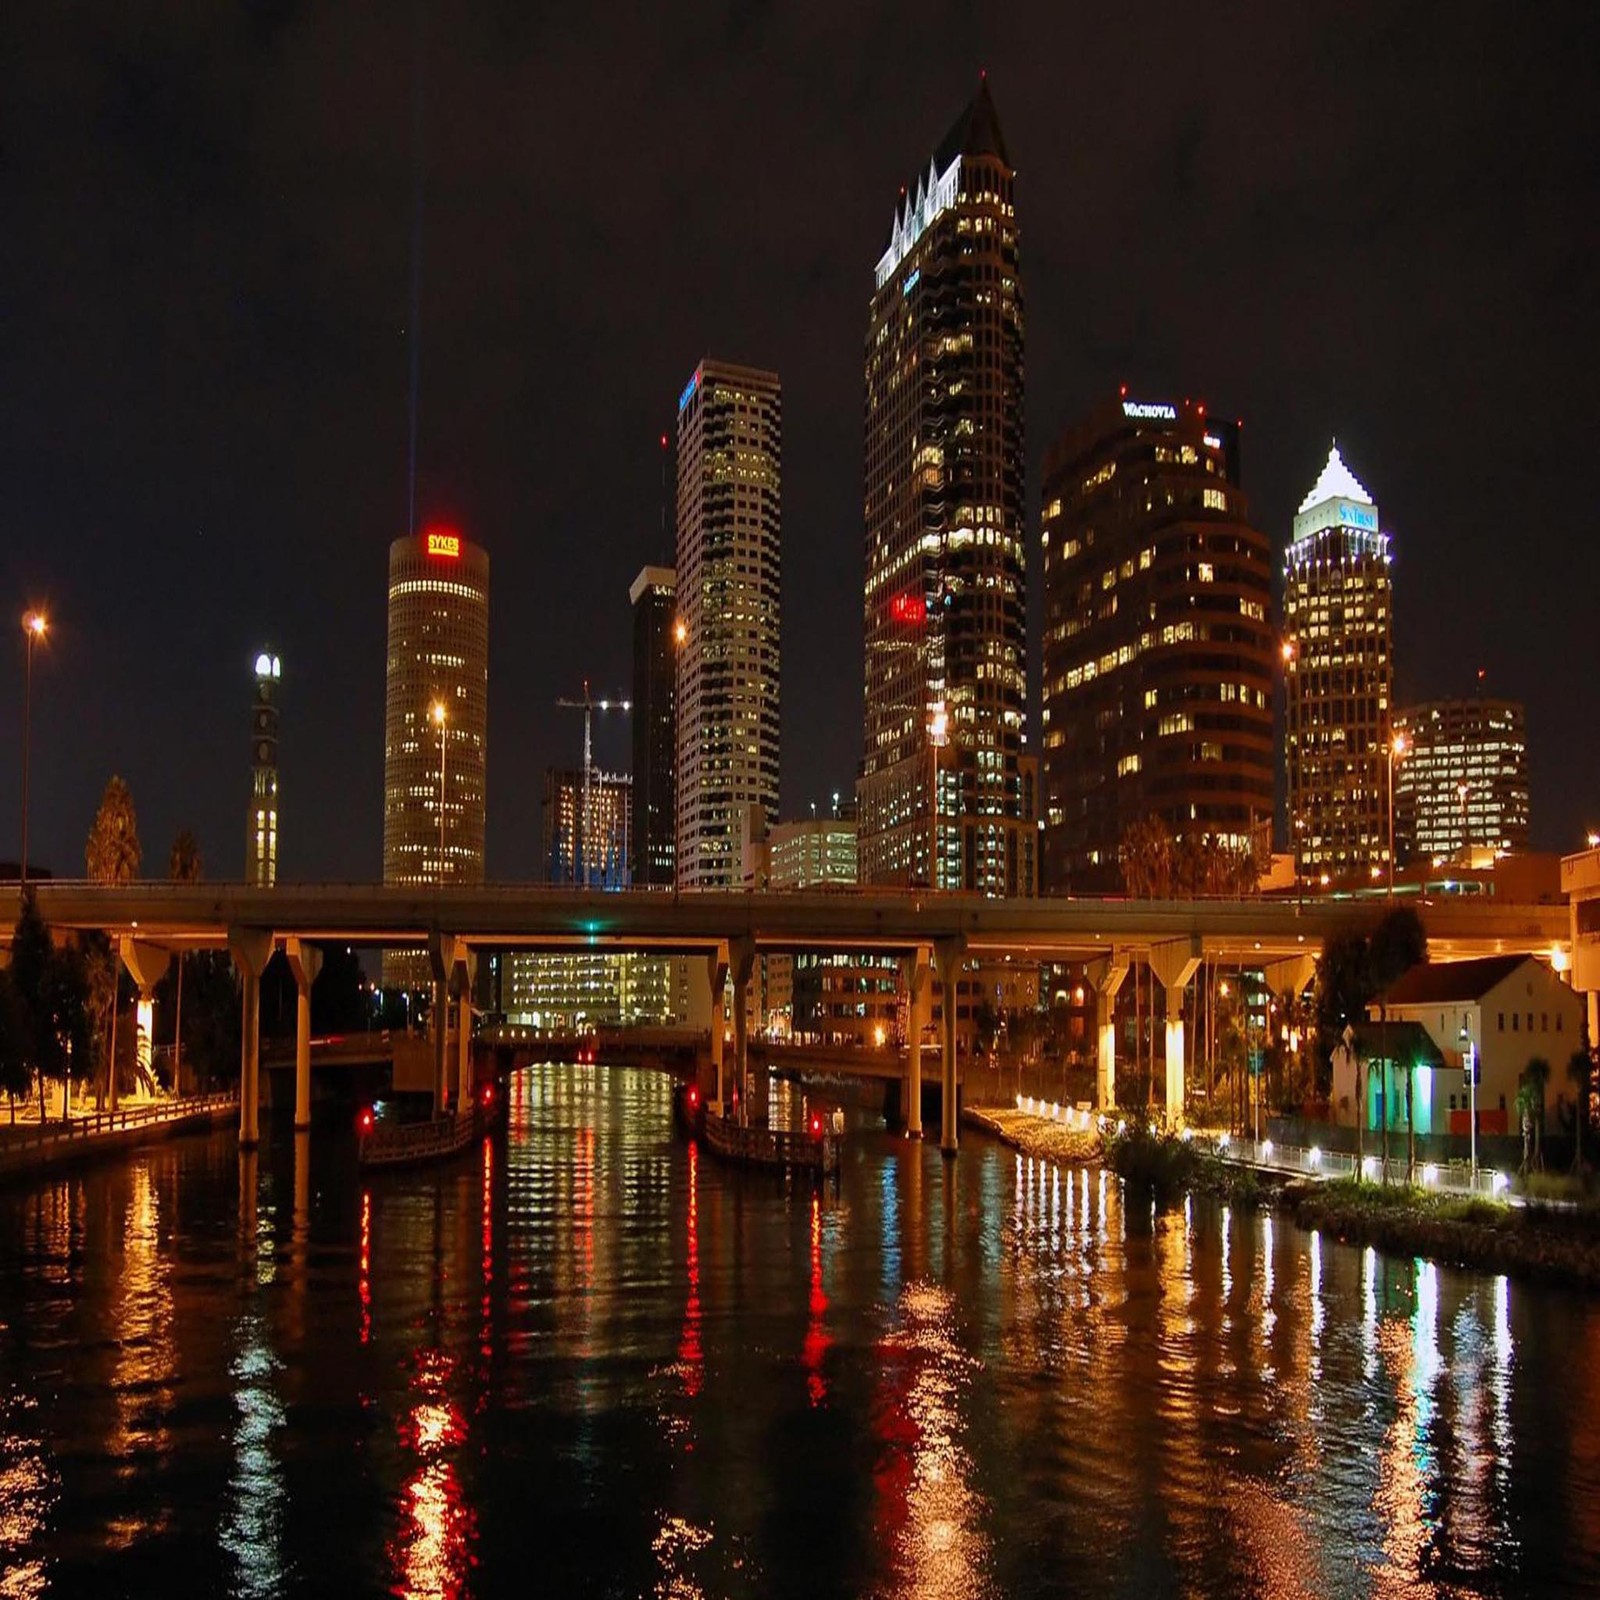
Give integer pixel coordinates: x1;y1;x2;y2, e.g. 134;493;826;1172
382;526;489;988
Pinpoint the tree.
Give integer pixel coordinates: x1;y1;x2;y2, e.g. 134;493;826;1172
1368;907;1427;1184
1569;1046;1595;1174
1118;816;1173;898
7;890;91;1120
169;828;202;1091
1522;1057;1551;1172
0;970;29;1121
85;776;140;1108
86;775;142;885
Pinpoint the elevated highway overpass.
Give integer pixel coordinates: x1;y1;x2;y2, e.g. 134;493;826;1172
10;881;1570;1156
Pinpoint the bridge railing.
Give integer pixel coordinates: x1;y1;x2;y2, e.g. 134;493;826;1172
1194;1132;1514;1199
0;1092;239;1156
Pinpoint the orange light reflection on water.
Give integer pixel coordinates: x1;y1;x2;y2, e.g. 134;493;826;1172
872;1281;993;1600
391;1352;475;1599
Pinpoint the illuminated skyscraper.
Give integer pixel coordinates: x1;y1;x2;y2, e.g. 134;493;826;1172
382;526;489;988
540;766;632;888
630;565;677;887
674;360;781;891
1283;446;1393;882
858;81;1029;894
1039;396;1273;892
246;650;280;886
1395;697;1529;864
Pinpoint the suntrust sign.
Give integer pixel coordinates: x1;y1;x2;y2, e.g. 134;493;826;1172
425;530;461;559
1122;400;1177;420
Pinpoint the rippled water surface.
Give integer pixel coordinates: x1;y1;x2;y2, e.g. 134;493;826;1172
2;1062;1599;1598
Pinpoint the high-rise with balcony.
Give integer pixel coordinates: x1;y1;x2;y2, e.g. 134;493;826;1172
1283;446;1393;883
674;360;781;891
1039;396;1273;892
857;81;1028;895
381;526;489;987
1395;697;1529;864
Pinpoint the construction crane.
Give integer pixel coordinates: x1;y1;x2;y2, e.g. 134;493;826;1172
555;681;632;886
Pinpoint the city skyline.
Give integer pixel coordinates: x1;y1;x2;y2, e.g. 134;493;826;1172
3;4;1595;883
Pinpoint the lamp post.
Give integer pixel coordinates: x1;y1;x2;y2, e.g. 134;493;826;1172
431;700;448;882
19;610;47;888
1386;730;1407;895
927;701;948;890
1459;1016;1478;1187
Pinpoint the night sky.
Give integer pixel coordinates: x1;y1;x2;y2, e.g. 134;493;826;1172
3;1;1595;885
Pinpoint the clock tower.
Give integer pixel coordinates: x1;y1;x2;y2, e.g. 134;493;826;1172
248;650;280;886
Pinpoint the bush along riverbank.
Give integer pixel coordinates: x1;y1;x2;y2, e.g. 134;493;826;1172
1100;1121;1600;1290
1285;1178;1600;1291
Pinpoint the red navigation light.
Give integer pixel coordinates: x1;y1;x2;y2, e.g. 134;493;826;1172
809;1114;823;1137
481;1084;494;1106
687;1085;699;1109
889;592;927;626
357;1107;375;1134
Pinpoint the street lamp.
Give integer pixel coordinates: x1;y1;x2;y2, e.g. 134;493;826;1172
19;610;47;888
1459;1016;1478;1186
1386;730;1408;895
431;700;448;881
927;701;949;890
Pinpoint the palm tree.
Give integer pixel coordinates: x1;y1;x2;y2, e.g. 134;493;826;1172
86;776;141;1109
1569;1046;1595;1175
168;829;202;1093
1522;1057;1552;1172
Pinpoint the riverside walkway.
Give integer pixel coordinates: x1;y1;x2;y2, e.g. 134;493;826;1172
0;1092;239;1176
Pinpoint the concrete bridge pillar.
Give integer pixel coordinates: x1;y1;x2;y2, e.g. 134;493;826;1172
118;938;171;1112
427;932;458;1117
452;948;477;1113
730;938;756;1127
705;945;729;1114
284;939;322;1132
228;928;275;1149
901;944;931;1139
1085;952;1130;1112
935;937;964;1156
1150;938;1202;1128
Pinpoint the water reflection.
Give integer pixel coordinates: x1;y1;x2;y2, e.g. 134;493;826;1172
874;1281;992;1600
0;1065;1595;1597
107;1160;176;1548
0;1391;55;1599
391;1350;474;1599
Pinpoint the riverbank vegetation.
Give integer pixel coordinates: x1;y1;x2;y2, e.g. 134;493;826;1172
1287;1178;1600;1291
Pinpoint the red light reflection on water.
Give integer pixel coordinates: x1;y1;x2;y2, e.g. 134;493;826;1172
802;1193;830;1406
480;1138;494;1369
391;1351;475;1598
678;1139;703;1400
358;1190;372;1345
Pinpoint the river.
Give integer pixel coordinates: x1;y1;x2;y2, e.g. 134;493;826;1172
1;1061;1598;1598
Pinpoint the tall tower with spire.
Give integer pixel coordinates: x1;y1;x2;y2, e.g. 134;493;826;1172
1283;444;1394;883
857;81;1030;894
